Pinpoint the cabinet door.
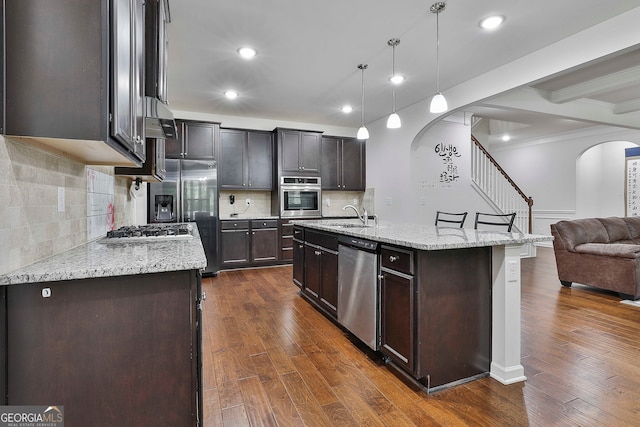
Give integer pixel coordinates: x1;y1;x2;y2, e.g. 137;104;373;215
380;269;414;373
165;121;184;158
132;0;146;160
292;240;304;287
219;129;247;189
300;131;321;173
252;228;278;262
280;130;301;173
319;250;338;317
341;138;365;191
304;244;321;298
184;121;217;159
112;0;135;152
321;136;340;190
247;131;273;190
221;228;250;266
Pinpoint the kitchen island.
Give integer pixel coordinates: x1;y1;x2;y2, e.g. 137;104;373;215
0;225;206;427
292;219;552;391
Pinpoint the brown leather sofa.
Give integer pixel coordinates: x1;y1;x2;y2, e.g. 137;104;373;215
550;217;640;300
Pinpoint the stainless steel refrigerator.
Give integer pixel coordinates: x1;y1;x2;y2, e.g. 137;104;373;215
148;158;218;275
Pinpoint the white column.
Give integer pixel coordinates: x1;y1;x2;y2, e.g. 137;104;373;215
490;244;526;384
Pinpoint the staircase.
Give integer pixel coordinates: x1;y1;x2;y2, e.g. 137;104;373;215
470;135;533;234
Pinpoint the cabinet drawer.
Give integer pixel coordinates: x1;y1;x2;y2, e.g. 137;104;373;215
293;226;304;241
280;220;294;236
221;220;250;230
252;219;278;229
381;246;414;275
305;229;338;252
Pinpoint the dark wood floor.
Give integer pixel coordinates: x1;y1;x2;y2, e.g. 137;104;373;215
201;247;640;426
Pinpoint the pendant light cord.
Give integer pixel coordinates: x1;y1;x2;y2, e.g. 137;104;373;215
392;43;397;113
358;64;367;127
435;7;440;93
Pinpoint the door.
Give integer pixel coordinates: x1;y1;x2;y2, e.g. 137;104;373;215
148;158;179;222
247;131;273;189
304;244;321;298
380;269;414;373
180;160;217;222
219;129;246;188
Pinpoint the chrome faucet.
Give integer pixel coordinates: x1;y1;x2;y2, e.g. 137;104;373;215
343;204;368;226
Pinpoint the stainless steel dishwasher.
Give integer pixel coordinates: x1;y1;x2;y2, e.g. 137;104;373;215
338;235;380;350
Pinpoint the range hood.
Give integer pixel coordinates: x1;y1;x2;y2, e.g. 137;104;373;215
145;97;178;139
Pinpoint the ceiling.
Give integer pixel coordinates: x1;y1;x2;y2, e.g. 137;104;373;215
165;0;640;144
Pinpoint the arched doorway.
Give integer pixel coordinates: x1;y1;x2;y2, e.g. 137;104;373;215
576;141;638;218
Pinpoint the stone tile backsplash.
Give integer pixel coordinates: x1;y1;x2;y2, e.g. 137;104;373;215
0;136;134;275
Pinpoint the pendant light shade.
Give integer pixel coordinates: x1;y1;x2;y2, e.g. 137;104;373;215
386;113;401;129
430;92;448;113
357;125;370;140
386;38;402;129
357;64;369;140
429;2;448;114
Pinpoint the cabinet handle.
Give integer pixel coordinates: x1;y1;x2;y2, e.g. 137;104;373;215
389;255;398;262
299;244;303;249
315;250;321;255
378;274;384;280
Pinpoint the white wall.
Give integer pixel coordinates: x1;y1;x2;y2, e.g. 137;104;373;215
576;141;637;218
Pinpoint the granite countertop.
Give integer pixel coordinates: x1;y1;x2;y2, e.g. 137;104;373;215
293;219;553;250
0;225;207;286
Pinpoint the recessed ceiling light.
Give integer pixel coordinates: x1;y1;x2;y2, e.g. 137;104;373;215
341;105;353;113
224;90;239;99
479;15;505;30
237;47;258;59
502;134;511;142
389;75;405;85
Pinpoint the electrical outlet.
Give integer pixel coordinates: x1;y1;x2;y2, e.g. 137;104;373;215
326;198;331;207
245;198;251;206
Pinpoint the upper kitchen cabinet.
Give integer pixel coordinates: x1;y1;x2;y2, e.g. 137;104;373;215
3;0;146;166
275;128;322;176
321;136;366;191
219;129;273;190
166;120;219;159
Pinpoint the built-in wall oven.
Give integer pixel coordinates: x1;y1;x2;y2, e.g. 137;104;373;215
280;176;322;217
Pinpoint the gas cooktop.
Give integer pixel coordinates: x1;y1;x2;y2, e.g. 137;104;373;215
101;223;194;243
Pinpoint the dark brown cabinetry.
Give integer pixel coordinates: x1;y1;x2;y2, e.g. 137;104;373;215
292;226;305;287
3;0;146;165
321;136;366;190
115;138;166;181
251;220;279;263
220;219;279;267
167;120;219;159
380;246;415;374
220;220;251;266
145;0;170;103
219;129;273;190
4;270;201;426
280;219;295;261
303;229;339;318
276;128;322;175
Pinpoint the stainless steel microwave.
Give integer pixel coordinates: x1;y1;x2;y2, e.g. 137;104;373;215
280;176;322;217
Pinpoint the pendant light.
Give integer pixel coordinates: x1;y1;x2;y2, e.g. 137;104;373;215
356;64;370;140
386;38;402;129
429;2;448;113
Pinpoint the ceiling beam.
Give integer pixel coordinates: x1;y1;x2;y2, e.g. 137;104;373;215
544;65;640;104
613;98;640;115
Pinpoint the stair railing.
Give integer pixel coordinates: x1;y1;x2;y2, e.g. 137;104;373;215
471;135;534;233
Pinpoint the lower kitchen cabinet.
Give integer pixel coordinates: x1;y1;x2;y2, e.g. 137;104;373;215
4;270;202;426
220;220;250;266
220;219;278;267
302;229;338;318
280;219;294;261
292;227;304;288
251;220;278;263
380;245;415;374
